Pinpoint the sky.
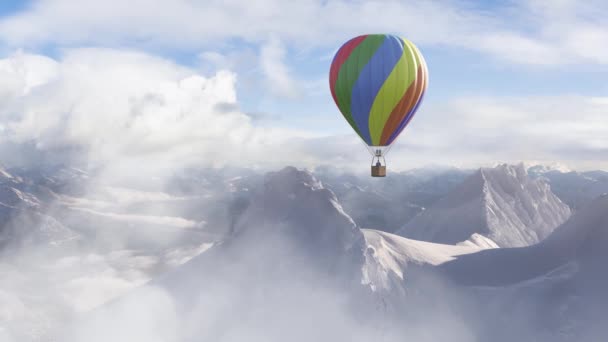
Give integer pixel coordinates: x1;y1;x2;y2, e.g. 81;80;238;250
0;0;606;172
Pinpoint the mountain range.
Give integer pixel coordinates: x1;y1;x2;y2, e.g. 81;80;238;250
0;163;607;341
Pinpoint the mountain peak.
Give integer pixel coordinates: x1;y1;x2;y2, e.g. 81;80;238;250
481;163;527;181
398;164;571;247
231;166;364;272
263;166;323;195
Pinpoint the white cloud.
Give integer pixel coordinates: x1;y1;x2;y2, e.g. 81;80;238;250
259;37;298;98
65;285;178;342
0;49;249;169
0;49;606;174
384;95;608;170
2;0;608;66
0;50;327;176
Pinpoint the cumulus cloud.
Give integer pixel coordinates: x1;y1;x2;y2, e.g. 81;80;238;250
0;49;324;177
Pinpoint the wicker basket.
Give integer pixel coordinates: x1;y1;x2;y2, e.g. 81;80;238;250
371;165;386;177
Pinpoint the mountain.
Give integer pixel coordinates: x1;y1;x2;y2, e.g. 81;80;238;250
529;167;608;211
227;166;365;276
398;164;571;247
68;166;494;342
440;194;608;286
437;194;608;341
62;166;608;342
0;167;80;251
332;184;423;232
316;166;471;232
361;229;490;293
0;166;226;342
157;166;366;287
85;167;370;342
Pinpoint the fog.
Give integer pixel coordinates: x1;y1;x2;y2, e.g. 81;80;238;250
1;162;607;341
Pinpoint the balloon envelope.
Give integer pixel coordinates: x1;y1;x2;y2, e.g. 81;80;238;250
329;34;428;147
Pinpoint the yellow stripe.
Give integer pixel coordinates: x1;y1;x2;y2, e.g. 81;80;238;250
407;39;428;92
368;40;418;145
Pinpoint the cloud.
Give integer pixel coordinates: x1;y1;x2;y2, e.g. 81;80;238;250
65;286;178;342
2;0;608;66
259;37;298;98
0;49;326;176
384;94;608;170
0;49;606;175
0;50;247;169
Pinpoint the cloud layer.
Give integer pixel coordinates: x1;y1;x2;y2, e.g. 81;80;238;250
2;0;608;66
0;49;304;174
0;49;607;173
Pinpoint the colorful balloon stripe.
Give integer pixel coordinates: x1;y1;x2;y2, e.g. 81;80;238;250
370;39;416;145
329;36;366;98
329;34;428;147
333;35;385;137
329;35;367;120
351;36;404;144
386;43;428;145
380;66;419;145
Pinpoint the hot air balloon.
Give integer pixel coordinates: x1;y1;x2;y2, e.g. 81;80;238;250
329;34;428;177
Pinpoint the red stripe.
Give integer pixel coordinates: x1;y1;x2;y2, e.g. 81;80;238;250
329;35;368;104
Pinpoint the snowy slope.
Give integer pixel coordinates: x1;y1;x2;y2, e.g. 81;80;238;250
60;167;608;342
148;167;365;300
530;168;608;210
440;194;608;287
456;233;499;249
398;164;571;247
230;166;364;268
361;229;485;292
75;167;487;342
91;167;369;342
435;194;608;341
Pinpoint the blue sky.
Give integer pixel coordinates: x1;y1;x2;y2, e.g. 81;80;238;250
0;0;29;15
0;0;606;170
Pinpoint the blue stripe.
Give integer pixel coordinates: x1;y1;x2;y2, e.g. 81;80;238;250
350;35;403;145
387;90;426;145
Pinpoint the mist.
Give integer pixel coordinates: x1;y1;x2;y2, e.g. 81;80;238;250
0;158;604;341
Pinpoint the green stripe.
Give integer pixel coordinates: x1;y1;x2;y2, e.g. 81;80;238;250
334;35;386;138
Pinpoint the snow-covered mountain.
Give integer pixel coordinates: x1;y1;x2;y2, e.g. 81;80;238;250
149;167;366;296
78;167;369;342
331;185;423;232
529;167;608;210
55;165;608;342
0;166;228;341
316;166;471;232
2;163;608;341
229;166;365;275
439;193;608;285
398;164;571;247
0;167;81;251
361;229;491;293
65;166;491;342
435;194;608;341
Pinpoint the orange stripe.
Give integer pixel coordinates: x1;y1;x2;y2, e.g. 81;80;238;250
380;65;424;145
